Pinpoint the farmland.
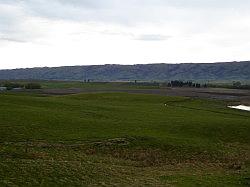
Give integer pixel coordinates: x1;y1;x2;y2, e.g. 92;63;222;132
0;82;250;186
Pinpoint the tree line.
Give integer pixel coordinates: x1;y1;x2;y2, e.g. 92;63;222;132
164;80;207;88
0;81;41;90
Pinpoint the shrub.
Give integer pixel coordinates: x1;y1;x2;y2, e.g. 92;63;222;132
25;83;41;89
2;82;24;90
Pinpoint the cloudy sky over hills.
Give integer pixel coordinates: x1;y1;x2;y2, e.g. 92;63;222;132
1;0;250;69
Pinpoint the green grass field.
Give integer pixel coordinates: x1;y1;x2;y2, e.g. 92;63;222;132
0;92;250;186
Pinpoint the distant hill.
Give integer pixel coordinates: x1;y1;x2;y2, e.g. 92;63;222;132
0;61;250;81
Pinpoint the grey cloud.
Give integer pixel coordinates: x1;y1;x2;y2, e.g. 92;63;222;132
0;37;27;43
4;0;249;24
135;34;171;41
56;0;112;9
0;3;25;41
1;0;250;44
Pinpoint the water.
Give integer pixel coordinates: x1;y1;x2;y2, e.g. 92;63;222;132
228;105;250;111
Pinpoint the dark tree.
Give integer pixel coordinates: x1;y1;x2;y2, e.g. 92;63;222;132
25;83;41;89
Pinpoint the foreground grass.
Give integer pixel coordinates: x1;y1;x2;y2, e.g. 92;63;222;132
0;92;250;186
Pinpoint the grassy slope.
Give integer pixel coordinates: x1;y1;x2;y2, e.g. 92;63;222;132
0;92;250;186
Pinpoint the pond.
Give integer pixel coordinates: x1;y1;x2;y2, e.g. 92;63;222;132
228;105;250;111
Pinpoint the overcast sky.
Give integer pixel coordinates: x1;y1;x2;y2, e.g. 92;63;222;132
1;0;250;69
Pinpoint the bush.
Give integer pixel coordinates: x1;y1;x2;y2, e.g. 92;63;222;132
25;83;41;89
2;82;24;90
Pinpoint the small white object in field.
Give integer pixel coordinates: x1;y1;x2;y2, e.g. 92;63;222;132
228;105;250;111
164;104;167;107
